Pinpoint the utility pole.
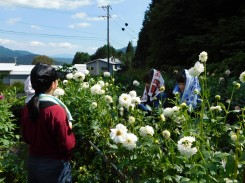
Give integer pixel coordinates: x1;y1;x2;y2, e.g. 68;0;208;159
101;5;110;72
14;57;17;65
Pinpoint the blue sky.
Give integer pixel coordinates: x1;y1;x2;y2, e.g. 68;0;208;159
0;0;151;57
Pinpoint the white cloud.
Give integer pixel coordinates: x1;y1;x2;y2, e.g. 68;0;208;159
132;38;138;46
74;46;98;55
59;42;74;49
111;14;118;19
90;46;99;52
72;12;104;21
1;0;93;10
29;41;45;46
87;17;104;21
30;25;42;30
0;38;16;44
6;18;21;25
72;12;87;19
97;0;124;6
97;0;109;6
48;42;57;47
48;42;76;49
69;22;91;28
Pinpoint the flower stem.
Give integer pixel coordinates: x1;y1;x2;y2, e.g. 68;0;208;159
224;86;235;123
197;147;206;165
234;129;240;179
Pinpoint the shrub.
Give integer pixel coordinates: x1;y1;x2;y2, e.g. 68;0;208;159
0;89;27;182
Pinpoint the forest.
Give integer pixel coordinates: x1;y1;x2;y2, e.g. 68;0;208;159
134;0;245;72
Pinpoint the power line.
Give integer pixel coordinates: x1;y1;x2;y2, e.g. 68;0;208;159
0;29;106;40
110;20;136;40
109;39;126;48
99;6;136;49
109;25;129;47
0;1;127;49
110;7;138;36
0;28;126;49
109;14;137;40
106;14;135;43
0;18;125;47
0;18;104;37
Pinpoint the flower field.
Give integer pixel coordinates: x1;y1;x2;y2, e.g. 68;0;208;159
1;52;245;182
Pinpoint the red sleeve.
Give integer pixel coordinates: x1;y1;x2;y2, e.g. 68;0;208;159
53;106;76;152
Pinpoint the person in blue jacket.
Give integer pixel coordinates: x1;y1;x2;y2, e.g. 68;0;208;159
173;69;201;111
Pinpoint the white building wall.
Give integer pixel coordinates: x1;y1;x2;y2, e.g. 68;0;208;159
73;64;87;72
1;63;83;85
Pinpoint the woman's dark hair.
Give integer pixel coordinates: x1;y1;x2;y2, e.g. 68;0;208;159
27;63;61;122
27;95;40;122
143;69;154;84
176;70;186;84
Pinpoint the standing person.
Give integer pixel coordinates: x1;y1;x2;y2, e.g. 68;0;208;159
138;69;167;112
21;63;76;183
24;75;35;104
173;69;201;111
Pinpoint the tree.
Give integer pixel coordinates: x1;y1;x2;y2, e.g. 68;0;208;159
126;41;134;54
72;52;90;64
123;41;135;70
133;6;152;68
90;45;118;60
32;55;54;65
134;0;245;68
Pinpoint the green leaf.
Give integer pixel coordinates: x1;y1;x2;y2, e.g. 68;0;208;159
180;177;190;183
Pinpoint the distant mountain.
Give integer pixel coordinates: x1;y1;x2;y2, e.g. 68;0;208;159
117;46;136;53
0;45;136;65
52;57;72;64
14;50;34;56
17;54;40;64
0;45;72;65
0;54;38;64
117;47;127;53
0;46;33;57
51;54;74;58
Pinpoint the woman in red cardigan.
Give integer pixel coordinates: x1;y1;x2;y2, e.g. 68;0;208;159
21;63;76;183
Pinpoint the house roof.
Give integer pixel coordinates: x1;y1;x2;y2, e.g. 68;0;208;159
1;63;87;76
0;63;16;71
10;65;35;75
86;58;122;65
8;65;59;75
